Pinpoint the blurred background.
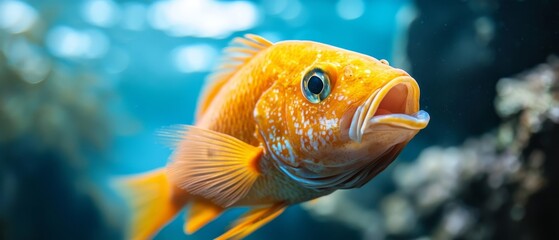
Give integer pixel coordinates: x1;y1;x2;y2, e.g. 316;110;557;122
1;0;558;239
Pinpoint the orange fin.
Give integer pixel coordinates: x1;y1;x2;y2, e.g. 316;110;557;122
166;125;263;207
216;204;286;240
184;199;224;234
113;169;187;240
195;34;273;120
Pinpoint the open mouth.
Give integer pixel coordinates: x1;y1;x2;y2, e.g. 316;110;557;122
348;76;430;142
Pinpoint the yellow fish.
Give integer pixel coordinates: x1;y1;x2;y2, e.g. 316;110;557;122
117;34;430;239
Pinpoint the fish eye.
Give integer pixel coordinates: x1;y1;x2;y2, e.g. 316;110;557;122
302;68;331;103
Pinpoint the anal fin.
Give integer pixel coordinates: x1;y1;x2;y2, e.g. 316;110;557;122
216;204;286;240
185;199;224;234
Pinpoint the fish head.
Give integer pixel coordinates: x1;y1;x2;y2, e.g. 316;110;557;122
254;41;430;190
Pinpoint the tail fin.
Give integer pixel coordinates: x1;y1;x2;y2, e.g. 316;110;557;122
114;169;188;240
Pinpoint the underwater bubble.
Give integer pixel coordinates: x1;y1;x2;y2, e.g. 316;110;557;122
46;26;109;59
226;1;259;33
82;29;110;59
146;1;169;30
263;0;288;15
147;0;258;38
268;0;306;27
0;0;37;34
279;0;302;21
121;2;147;31
104;48;129;74
336;0;365;20
46;26;88;58
172;44;218;73
19;54;51;84
82;0;120;28
3;36;32;63
3;37;50;84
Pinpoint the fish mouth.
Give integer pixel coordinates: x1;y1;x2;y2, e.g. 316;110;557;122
348;76;430;142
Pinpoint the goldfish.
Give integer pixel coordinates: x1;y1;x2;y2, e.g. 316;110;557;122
116;34;430;240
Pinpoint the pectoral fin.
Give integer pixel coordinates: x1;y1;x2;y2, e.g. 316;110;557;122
216;204;287;240
165;125;263;207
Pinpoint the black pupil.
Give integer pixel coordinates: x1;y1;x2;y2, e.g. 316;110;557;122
308;75;324;94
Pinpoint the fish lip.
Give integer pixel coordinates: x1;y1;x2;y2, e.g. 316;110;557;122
366;110;430;132
348;76;429;142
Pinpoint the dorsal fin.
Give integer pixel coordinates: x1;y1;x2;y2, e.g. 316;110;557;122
195;34;273;120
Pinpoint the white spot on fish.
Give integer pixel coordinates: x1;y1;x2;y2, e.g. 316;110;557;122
319;137;326;146
284;139;296;164
311;141;319;150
